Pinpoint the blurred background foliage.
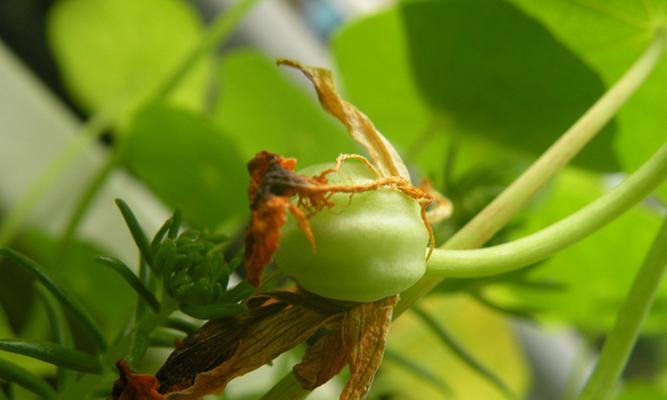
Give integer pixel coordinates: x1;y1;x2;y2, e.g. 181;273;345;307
0;0;666;399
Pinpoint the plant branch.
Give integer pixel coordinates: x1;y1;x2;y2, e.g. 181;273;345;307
396;30;665;315
0;0;260;247
577;216;667;400
425;142;667;277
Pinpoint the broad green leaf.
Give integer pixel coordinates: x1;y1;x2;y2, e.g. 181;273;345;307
332;0;619;174
213;50;355;166
124;104;247;229
372;295;528;399
47;0;207;118
492;167;664;332
509;0;667;197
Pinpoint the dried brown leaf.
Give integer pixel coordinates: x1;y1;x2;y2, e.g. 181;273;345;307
161;292;342;399
277;59;411;181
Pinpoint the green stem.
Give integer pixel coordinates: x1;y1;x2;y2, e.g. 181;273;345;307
0;0;261;248
425;143;667;278
577;216;667;400
258;372;310;400
396;30;665;315
262;29;667;400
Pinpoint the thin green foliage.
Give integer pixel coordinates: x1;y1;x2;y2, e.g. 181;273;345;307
114;199;153;266
94;256;161;312
0;339;102;373
383;347;454;398
35;285;74;388
164;316;201;335
0;248;107;351
179;303;248;320
0;358;56;399
412;306;514;399
578;217;667;400
148;328;186;349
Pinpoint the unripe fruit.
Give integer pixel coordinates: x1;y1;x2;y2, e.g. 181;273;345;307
275;161;429;302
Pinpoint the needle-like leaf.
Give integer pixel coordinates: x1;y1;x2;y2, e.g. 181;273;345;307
35;285;74;388
0;248;107;351
179;303;248;320
413;306;515;399
0;339;102;373
0;358;56;399
94;256;161;312
115;198;153;266
383;347;453;398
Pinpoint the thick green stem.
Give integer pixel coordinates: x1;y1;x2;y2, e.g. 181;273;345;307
577;217;667;400
263;30;666;400
396;30;665;315
425;143;667;278
0;0;260;248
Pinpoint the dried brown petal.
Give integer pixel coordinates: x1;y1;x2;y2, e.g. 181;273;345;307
292;295;398;400
277;59;411;181
243;151;316;286
340;295;397;400
293;331;348;390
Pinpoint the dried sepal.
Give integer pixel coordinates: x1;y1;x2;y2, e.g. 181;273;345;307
420;179;454;224
277;59;411;181
293;295;398;399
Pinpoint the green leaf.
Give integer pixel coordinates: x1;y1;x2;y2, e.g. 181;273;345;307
114;199;153;266
35;286;74;389
332;0;619;172
16;230;135;348
213;50;355;166
47;0;207;117
0;339;102;373
94;256;160;312
124;103;247;229
495;167;664;332
149;328;186;348
0;358;56;399
0;248;107;351
179;302;247;320
164;316;201;335
508;0;667;197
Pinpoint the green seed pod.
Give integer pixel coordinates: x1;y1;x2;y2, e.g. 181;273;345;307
275;161;429;302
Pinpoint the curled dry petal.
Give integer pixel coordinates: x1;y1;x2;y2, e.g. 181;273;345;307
243;151;316;286
277;59;411;181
